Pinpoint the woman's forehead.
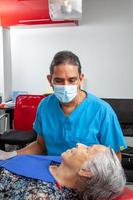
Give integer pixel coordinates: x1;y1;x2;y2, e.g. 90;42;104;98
91;144;107;151
77;143;107;149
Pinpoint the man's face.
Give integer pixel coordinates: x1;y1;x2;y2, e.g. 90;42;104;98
61;144;107;172
47;64;84;88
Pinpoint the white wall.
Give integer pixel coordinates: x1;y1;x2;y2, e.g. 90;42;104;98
0;27;12;101
0;27;4;99
3;28;12;101
10;0;133;98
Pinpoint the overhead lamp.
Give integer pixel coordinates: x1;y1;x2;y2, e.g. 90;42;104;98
49;0;82;21
61;0;72;14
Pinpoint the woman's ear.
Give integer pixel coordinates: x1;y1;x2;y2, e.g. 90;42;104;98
78;168;92;178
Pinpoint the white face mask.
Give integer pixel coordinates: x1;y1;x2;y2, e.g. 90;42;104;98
53;85;78;103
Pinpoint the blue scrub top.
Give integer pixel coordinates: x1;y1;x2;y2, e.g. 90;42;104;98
33;93;127;155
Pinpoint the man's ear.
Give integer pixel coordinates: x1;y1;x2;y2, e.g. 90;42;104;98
78;168;92;178
47;75;52;86
79;73;84;85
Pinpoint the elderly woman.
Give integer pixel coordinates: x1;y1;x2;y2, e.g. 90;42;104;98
0;144;126;200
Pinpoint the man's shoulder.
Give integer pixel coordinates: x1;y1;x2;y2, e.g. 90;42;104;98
36;94;57;114
86;93;113;112
39;93;55;106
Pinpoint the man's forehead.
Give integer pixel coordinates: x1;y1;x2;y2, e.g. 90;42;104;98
53;64;79;73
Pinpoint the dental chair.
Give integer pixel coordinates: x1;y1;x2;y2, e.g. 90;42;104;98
115;187;133;200
102;98;133;184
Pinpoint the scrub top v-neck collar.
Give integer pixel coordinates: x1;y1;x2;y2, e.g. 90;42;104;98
54;92;89;122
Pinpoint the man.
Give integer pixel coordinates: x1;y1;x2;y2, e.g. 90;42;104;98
0;144;126;200
0;50;127;160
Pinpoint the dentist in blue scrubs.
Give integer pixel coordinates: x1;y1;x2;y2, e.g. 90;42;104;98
0;50;127;160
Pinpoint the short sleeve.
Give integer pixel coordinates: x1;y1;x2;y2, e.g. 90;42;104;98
33;103;43;136
99;106;127;152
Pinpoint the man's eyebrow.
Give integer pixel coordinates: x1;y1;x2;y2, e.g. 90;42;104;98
53;77;64;80
53;77;78;80
69;77;78;80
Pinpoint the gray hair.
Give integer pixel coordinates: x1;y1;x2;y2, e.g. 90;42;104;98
50;51;82;75
77;148;126;200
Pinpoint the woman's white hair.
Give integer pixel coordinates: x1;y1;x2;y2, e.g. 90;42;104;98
77;148;126;200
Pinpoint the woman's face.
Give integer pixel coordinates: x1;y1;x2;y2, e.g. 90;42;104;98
61;144;107;172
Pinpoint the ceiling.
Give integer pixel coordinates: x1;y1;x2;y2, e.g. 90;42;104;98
0;0;75;26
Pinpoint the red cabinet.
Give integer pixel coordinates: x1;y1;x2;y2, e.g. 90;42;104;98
0;0;76;26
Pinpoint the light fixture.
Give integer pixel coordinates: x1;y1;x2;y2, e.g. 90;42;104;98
49;0;82;21
61;0;72;14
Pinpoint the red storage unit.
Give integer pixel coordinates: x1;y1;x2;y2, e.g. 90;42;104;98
0;0;78;26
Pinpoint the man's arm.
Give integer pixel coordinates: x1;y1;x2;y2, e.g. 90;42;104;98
17;135;47;155
0;136;47;160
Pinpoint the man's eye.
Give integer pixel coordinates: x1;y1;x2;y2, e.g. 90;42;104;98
54;79;63;83
69;79;77;83
70;80;75;83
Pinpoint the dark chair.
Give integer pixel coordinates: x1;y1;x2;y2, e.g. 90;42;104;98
0;94;45;150
102;98;133;183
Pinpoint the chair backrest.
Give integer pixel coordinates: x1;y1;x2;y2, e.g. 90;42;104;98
114;187;133;200
14;94;45;131
102;98;133;125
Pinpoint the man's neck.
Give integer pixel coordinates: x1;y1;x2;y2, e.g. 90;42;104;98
60;90;86;116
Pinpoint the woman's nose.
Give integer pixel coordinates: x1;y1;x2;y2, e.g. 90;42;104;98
76;143;87;148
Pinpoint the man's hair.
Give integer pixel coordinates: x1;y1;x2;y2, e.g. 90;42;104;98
77;148;126;200
50;50;82;75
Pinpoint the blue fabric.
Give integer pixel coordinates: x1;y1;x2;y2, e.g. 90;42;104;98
0;155;61;183
33;93;127;155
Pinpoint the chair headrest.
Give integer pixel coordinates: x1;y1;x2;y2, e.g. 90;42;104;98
114;187;133;200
